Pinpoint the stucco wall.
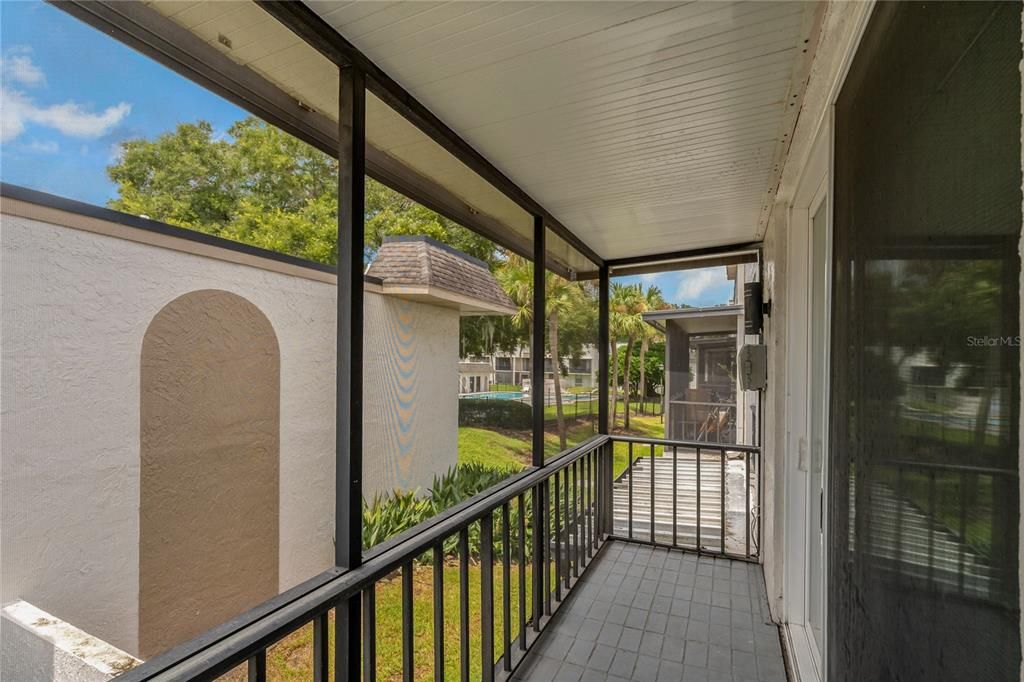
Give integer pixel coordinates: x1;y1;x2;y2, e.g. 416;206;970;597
1;202;459;657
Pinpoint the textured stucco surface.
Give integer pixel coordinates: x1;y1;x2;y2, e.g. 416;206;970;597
1;601;139;682
1;209;459;657
139;290;280;658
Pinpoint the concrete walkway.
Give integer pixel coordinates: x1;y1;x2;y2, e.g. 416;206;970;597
514;541;786;682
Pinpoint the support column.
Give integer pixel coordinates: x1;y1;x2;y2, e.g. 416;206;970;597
531;215;546;628
336;63;365;682
598;265;609;435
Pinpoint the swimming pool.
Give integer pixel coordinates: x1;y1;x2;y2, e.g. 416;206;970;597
462;390;524;400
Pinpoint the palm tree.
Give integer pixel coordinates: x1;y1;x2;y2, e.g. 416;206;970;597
610;283;646;430
637;285;666;416
497;256;581;451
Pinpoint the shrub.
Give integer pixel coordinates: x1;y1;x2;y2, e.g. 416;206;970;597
459;399;532;430
363;462;522;557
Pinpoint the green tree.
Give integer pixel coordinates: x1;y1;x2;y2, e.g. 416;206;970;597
107;116;498;267
636;285;667;415
609;282;647;430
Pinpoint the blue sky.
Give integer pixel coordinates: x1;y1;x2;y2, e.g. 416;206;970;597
1;2;736;308
1;1;246;205
614;268;735;308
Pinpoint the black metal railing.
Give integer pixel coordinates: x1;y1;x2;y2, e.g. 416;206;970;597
609;435;761;561
864;458;1018;604
118;436;613;682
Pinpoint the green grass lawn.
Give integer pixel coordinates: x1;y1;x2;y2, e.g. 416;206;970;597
231;415;664;681
458;427;531;471
228;562;538;682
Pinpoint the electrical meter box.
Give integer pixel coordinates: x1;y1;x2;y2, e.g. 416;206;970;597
738;344;768;391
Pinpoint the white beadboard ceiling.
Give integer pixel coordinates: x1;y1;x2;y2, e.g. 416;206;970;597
147;1;819;263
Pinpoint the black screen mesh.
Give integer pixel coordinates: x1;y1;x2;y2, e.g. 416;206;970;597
830;2;1021;679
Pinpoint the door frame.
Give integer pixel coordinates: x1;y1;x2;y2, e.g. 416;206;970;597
782;123;831;681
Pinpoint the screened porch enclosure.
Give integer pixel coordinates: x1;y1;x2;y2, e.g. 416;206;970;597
1;1;1020;681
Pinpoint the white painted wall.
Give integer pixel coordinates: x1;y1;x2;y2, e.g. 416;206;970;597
759;0;873;628
1;203;459;658
1;601;140;682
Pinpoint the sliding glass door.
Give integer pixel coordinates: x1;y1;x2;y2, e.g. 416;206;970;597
830;2;1021;679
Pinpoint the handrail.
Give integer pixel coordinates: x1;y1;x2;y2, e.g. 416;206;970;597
610;434;760;453
120;434;610;681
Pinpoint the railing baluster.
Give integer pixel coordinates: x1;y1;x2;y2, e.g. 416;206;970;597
572;461;580;577
672;445;678;547
531;485;543;632
247;650;266;682
364;587;376;682
745;450;752;558
628;442;634;539
543;480;551;617
650;443;656;544
720;448;726;554
563;466;571;589
958;471;967;594
927;470;936;587
517;493;527;650
313;611;329;682
554;471;562;602
481;513;494;682
589;450;596;553
402;564;413;682
459;528;470;682
585;451;590;554
434;544;445;682
696;446;702;551
501;504;512;672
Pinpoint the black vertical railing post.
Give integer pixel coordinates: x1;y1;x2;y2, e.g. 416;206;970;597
517;494;527;650
433;545;445;682
481;513;495;682
563;467;571;588
672;446;678;547
572;461;580;577
248;651;266;682
459;529;470;682
598;265;609;435
627;442;634;539
719;448;726;554
554;472;562;602
402;564;414;682
530;216;546;631
649;443;656;543
543;481;551;616
363;588;376;682
313;611;329;682
501;504;512;672
336;62;366;682
696;446;702;551
531;486;543;632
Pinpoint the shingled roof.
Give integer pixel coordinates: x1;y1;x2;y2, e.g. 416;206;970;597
366;236;516;315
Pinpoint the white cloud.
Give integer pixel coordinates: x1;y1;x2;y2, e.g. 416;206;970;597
675;268;729;302
21;139;59;154
1;51;45;87
639;272;658;283
1;86;131;142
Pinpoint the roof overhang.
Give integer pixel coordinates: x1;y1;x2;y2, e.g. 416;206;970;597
644;304;742;333
378;284;518;316
54;0;822;265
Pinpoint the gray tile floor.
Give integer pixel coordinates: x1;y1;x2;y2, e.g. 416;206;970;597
513;541;786;682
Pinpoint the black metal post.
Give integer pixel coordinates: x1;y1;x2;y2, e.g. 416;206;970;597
336;62;365;682
598;265;609;435
530;216;546;632
532;215;546;466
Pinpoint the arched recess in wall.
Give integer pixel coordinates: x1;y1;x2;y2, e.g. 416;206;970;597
139;289;280;658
